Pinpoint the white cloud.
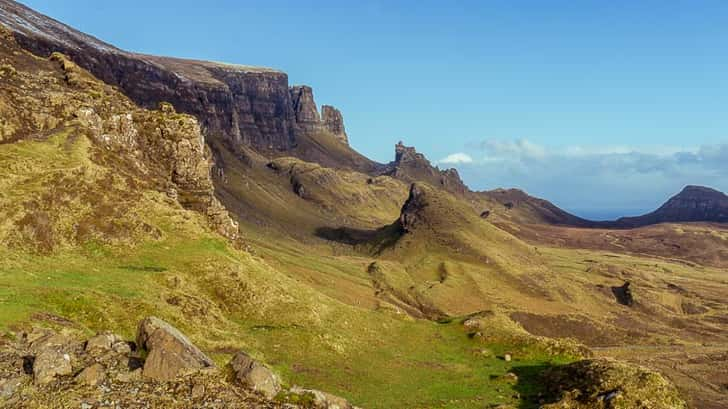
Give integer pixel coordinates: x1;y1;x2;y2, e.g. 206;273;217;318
453;138;728;218
438;152;473;164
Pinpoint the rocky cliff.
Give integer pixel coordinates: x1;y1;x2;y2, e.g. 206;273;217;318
382;142;468;195
0;27;239;246
0;0;352;160
321;105;348;144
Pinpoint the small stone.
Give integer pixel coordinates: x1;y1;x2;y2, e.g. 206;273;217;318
191;383;205;399
504;353;512;362
0;377;23;399
290;386;355;409
111;341;131;355
501;372;518;383
115;368;142;383
86;334;116;353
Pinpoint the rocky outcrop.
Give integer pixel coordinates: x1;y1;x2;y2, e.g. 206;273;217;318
611;281;635;307
541;359;687;409
322;105;348;144
0;0;351;158
136;317;215;381
383;142;468;195
0;33;240;244
0;325;287;408
398;183;429;233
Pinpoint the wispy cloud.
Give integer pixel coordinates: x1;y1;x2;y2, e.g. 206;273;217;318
437;152;473;164
443;139;728;217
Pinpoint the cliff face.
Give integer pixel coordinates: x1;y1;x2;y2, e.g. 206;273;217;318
321;105;348;144
0;0;350;158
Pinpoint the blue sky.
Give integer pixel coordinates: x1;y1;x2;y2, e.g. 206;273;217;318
23;0;728;219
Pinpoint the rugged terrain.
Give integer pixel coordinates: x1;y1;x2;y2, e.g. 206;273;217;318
0;1;727;408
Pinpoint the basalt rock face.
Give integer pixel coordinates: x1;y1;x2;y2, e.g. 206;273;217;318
321;105;348;144
611;186;728;228
290;85;321;128
0;0;349;158
384;142;467;195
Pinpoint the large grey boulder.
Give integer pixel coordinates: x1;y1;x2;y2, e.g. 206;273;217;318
136;317;215;381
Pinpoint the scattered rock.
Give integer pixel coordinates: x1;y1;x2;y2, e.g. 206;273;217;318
480;210;491;219
504;353;512;362
136;317;215;381
229;351;281;399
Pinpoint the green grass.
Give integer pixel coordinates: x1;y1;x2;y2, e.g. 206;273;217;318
0;225;574;408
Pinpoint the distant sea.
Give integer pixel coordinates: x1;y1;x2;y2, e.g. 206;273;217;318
566;208;650;222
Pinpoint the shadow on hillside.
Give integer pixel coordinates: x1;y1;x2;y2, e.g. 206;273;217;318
315;226;379;245
315;224;405;255
511;363;562;409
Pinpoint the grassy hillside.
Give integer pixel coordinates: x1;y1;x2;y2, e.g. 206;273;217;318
0;28;588;409
0;132;584;409
0;21;718;409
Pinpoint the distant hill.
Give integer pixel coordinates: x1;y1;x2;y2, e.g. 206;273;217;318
608;185;728;228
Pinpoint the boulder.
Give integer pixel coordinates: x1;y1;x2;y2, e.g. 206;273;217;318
290;386;356;409
76;363;106;386
136;317;215;381
29;332;73;354
229;352;281;399
33;348;72;385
